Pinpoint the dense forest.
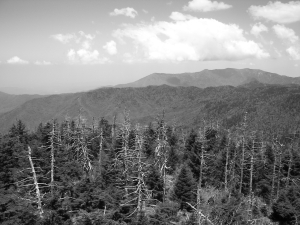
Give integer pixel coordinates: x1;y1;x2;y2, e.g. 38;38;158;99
0;110;299;225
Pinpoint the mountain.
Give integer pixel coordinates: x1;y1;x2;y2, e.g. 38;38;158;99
116;68;300;88
0;84;300;135
0;91;42;115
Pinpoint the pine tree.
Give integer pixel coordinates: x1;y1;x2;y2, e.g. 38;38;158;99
173;165;196;211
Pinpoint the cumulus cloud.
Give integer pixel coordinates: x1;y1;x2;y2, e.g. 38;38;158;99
103;41;117;55
251;23;268;37
286;46;300;60
7;56;29;64
67;49;110;64
66;35;109;64
169;12;196;21
35;60;52;65
249;1;300;24
51;31;109;64
273;24;299;43
183;0;232;12
109;7;138;18
51;33;76;44
113;16;269;62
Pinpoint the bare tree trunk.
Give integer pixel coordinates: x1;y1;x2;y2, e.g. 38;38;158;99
197;129;205;225
239;136;245;194
224;134;230;193
239;113;247;195
50;122;55;197
248;139;255;221
286;145;292;188
98;128;103;177
276;148;282;200
271;143;277;203
28;146;43;219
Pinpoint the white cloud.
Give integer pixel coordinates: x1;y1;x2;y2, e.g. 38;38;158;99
251;23;268;37
51;33;76;44
183;0;232;12
169;12;196;21
273;24;299;43
7;56;29;64
287;46;300;60
51;31;109;64
103;41;117;55
35;60;52;65
67;49;110;64
142;9;148;14
113;16;269;62
109;7;138;18
78;31;94;40
249;1;300;24
51;31;94;45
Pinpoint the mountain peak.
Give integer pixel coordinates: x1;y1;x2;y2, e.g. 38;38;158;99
115;68;299;89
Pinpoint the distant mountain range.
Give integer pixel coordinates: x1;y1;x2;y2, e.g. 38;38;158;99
0;68;300;133
0;91;42;115
0;82;300;134
116;68;300;88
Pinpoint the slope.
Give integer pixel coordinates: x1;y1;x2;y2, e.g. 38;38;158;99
0;84;300;135
116;68;300;88
0;91;42;115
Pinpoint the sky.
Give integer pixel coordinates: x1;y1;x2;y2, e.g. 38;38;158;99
0;0;300;94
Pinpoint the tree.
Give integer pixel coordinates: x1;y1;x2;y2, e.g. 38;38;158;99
173;165;196;211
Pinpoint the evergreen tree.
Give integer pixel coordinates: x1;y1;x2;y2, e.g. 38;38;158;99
145;165;164;202
173;165;196;211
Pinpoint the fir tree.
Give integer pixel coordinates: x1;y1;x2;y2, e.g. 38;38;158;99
173;165;196;211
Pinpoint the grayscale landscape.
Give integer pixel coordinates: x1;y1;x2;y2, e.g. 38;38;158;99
0;0;300;224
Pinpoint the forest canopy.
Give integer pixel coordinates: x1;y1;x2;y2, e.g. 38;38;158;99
0;111;300;225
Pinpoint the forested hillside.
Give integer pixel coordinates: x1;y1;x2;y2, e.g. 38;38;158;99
0;111;299;224
1;83;300;135
116;68;300;88
0;91;42;115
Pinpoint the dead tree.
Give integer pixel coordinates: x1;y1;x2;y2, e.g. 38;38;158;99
239;112;248;194
98;128;103;177
224;130;231;193
120;125;152;219
68;112;93;176
114;111;133;186
154;119;169;202
16;146;48;219
49;121;57;197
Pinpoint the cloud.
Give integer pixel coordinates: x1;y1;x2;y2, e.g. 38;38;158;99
109;7;138;18
273;24;299;43
113;16;269;62
251;23;268;37
67;49;110;64
249;1;300;24
51;33;76;44
51;31;109;64
51;31;94;45
7;56;29;64
286;46;300;60
78;31;94;40
35;60;52;65
183;0;232;12
103;41;117;55
67;35;110;64
169;12;196;21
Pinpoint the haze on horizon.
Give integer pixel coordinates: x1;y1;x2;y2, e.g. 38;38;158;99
0;0;300;95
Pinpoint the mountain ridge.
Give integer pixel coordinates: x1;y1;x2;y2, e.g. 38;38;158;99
1;83;300;134
115;68;300;88
0;91;42;115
